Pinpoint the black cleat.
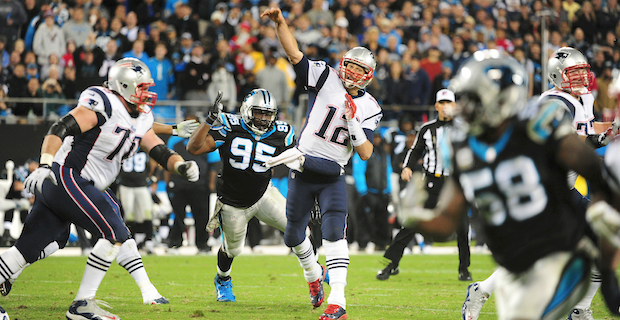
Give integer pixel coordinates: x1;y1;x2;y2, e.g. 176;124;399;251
376;264;399;281
459;270;472;281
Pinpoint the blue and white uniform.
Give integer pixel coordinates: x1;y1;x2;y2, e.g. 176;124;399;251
539;89;595;137
16;86;152;263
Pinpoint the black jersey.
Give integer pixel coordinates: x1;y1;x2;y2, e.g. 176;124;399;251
450;100;584;273
211;113;296;207
118;151;149;188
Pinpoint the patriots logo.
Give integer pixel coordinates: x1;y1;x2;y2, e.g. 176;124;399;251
555;52;570;63
88;99;98;106
132;65;145;78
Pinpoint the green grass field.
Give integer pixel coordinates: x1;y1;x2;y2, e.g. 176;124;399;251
1;252;618;320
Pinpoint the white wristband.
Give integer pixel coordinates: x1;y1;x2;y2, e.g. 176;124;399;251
347;119;367;147
40;153;54;166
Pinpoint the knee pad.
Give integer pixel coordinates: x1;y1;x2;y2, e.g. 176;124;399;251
321;212;346;242
225;244;243;258
284;222;307;247
91;239;120;262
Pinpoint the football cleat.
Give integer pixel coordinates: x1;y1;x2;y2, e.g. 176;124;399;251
567;308;595;320
376;264;399;281
459;270;473;281
461;282;489;320
66;298;120;320
0;279;13;296
319;304;348;320
144;296;169;305
309;265;328;308
214;274;236;302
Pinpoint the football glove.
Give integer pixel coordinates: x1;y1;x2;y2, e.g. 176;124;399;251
175;161;199;182
397;171;436;228
173;119;200;138
264;147;305;171
206;90;224;126
344;93;357;120
24;164;57;194
586;200;620;248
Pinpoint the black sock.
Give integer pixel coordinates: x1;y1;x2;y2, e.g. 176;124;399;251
217;247;234;281
144;220;153;240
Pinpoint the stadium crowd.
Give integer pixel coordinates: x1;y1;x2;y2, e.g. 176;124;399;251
1;0;620;254
1;0;619;123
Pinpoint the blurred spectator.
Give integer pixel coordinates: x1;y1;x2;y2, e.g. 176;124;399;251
346;0;364;36
367;48;389;104
204;10;235;52
74;46;103;92
61;40;76;69
591;49;612;77
45;64;61;82
229;21;256;53
362;26;384;56
528;42;544;95
512;46;535;97
547;30;563;53
40;77;65;114
237;72;258;103
430;61;453;100
574;1;598;42
293;15;322;51
33;10;66;66
0;0;27;51
24;2;54;51
448;36;470;72
496;28;515;53
307;0;334;29
420;47;443;87
594;67;616;117
144;26;164;57
256;51;288;112
99;39;120;80
122;39;150;63
14;77;42;116
113;4;127;24
259;25;286;59
148;42;175;121
207;61;237;113
352;132;392;252
7;63;27;98
25;62;38;80
84;0;110;22
384;61;412;109
0;88;8;114
404;54;430;113
61;65;76;99
168;4;199;41
377;17;402;49
564;0;582;22
183;44;210;106
236;41;265;77
135;0;161;29
569;27;592;57
109;17;131;53
62;7;93;48
549;0;570;27
41;53;62;81
94;17;111;49
0;36;8;68
120;11;140;42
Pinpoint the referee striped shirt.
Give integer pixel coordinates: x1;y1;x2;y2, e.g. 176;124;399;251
403;119;451;177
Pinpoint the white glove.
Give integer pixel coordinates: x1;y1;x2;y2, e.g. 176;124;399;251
265;147;305;171
397;171;436;228
24;165;58;194
175;161;199;182
173;119;200;138
586;201;620;248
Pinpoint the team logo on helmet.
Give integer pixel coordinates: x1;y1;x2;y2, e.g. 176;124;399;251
555;52;570;63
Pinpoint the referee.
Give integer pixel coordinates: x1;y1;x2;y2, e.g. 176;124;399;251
377;89;471;281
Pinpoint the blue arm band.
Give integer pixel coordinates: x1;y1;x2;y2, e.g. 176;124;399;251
303;156;344;176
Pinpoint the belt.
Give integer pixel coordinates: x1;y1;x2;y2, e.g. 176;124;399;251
427;172;448;178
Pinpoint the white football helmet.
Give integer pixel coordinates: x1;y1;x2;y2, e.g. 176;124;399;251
338;47;376;89
449;49;528;137
106;58;157;112
240;88;278;135
548;47;593;95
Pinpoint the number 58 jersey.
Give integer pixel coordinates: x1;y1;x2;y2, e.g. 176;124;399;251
54;86;153;192
210;113;296;207
449;100;584;273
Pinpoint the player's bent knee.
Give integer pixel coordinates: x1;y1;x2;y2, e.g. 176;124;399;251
284;224;306;247
321;213;346;241
116;239;140;265
91;239;121;261
226;246;243;258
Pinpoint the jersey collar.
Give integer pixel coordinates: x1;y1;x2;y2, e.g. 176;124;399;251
468;124;514;163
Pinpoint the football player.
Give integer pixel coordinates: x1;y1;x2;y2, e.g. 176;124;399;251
3;58;200;320
187;88;319;303
399;49;618;320
262;7;383;320
462;47;620;320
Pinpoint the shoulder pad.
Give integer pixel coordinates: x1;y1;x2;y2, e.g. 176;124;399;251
273;120;296;146
78;87;113;118
526;99;574;144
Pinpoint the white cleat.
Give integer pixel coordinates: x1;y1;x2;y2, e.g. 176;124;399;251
567;308;595;320
66;298;120;320
144;297;169;305
461;282;489;320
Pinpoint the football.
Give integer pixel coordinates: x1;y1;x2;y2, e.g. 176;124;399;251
0;305;8;320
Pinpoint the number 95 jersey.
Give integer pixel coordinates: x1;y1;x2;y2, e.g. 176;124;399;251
210;113;296;207
450;100;584;273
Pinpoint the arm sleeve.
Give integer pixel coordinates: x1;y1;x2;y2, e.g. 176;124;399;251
386;154;393;194
404;129;426;169
352;153;368;196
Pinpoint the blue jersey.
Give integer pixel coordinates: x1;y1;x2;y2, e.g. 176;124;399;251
450;100;583;273
210;113;295;207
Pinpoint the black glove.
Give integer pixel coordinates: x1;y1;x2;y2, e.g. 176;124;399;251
206;90;223;126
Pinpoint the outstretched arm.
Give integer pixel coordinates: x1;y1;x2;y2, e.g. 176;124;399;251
261;7;304;65
141;129;199;182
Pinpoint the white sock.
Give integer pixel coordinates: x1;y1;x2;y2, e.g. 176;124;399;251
117;239;160;303
292;237;321;282
324;239;349;308
10;241;60;282
479;269;498;294
158;226;170;240
75;239;119;300
217;266;231;278
3;222;11;233
0;247;27;282
574;269;601;310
